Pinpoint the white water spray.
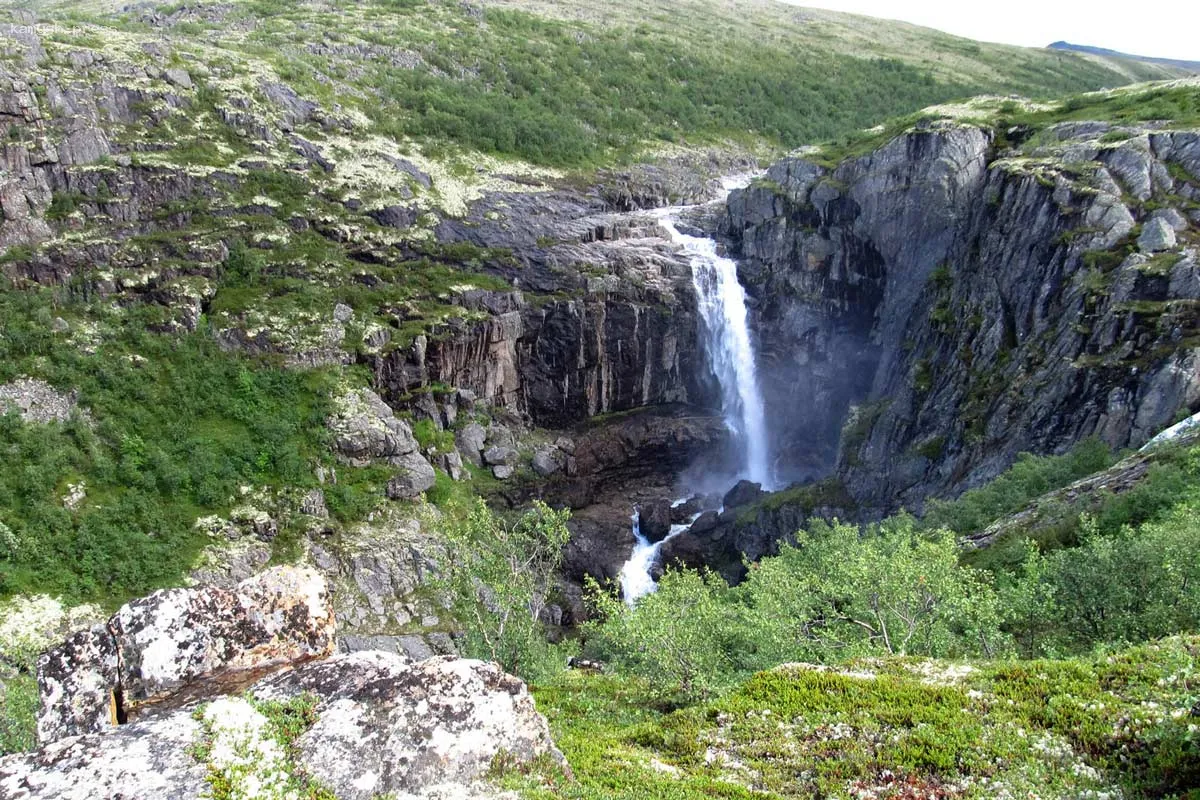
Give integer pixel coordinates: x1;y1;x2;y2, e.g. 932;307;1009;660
618;507;697;606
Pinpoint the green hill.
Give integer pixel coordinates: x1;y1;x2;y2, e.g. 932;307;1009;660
10;0;1184;166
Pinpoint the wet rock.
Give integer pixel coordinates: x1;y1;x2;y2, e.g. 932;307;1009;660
721;120;1200;530
688;510;720;534
722;480;765;509
671;496;704;522
637;499;672;542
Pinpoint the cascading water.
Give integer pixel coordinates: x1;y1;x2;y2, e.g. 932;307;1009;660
619;180;774;604
618;505;699;607
660;216;773;489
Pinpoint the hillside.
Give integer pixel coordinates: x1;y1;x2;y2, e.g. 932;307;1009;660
2;0;1180;168
0;0;1179;608
1049;40;1200;77
2;1;1200;794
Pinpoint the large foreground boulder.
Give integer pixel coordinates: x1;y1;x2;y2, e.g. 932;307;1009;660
36;566;336;744
1;651;564;799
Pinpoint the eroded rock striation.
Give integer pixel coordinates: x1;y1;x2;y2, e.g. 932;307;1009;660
721;119;1200;516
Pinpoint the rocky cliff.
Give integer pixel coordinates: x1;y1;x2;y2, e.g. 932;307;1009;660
721;91;1200;519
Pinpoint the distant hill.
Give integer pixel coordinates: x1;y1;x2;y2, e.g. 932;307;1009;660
1049;41;1200;76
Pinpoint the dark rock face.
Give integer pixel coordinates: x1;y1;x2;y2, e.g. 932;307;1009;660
722;480;765;509
722;123;1200;517
371;290;709;428
637;499;672;542
535;407;729;584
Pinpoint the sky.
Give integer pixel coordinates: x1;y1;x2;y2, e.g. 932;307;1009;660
783;0;1200;62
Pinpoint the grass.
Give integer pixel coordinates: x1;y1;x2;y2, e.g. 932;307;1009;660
19;0;1164;169
501;635;1200;799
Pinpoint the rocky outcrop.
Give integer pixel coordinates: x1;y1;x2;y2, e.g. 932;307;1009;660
37;566;335;744
0;379;82;425
249;652;563;797
6;652;562;800
8;566;562;800
371;286;708;428
722;120;1200;518
327;387;436;499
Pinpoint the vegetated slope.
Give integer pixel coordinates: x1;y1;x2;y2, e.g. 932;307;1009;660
1049;41;1200;77
17;0;1178;167
0;0;1171;608
496;431;1200;799
505;636;1200;799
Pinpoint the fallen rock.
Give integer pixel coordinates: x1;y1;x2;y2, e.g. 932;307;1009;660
37;566;335;744
531;446;566;476
671;496;704;523
638;499;672;542
483;445;518;467
722;480;765;509
455;422;487;467
493;464;514;480
327;388;419;466
4;652;564;800
385;451;437;500
440;449;466;480
1138;217;1178;252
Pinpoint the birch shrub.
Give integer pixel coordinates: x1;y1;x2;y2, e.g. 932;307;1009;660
432;499;575;682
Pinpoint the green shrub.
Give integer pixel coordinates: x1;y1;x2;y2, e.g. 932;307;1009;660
585;569;743;700
586;517;1008;697
921;437;1115;535
0;289;335;605
1002;508;1200;654
432;499;574;682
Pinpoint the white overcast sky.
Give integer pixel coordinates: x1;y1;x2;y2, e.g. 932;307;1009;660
783;0;1200;62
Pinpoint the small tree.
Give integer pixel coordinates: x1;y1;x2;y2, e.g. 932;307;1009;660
432;498;572;682
584;569;741;700
740;518;1009;662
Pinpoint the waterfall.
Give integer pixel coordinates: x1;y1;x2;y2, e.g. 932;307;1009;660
618;505;697;606
618;512;658;606
619;178;771;604
659;218;773;489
